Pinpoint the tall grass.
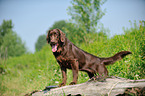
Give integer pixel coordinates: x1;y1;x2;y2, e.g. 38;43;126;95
0;21;144;96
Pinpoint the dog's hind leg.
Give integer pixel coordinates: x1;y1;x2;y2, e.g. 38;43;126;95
95;65;108;81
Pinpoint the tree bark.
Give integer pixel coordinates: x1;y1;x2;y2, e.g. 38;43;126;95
32;76;145;96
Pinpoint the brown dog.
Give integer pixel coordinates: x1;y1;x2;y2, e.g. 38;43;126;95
46;28;131;87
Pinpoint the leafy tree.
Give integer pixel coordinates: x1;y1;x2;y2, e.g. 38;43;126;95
0;20;26;58
67;0;106;33
0;20;13;46
2;31;26;57
35;34;47;51
49;20;68;31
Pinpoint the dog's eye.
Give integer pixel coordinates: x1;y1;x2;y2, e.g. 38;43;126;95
54;33;58;36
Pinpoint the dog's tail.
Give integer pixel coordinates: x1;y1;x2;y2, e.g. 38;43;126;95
101;51;132;65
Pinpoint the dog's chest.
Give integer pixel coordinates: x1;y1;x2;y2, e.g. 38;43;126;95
56;55;67;63
56;55;75;69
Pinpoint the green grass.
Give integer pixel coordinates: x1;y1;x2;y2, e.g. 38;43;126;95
0;22;144;96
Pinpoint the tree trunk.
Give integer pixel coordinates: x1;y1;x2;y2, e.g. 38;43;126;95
32;76;145;96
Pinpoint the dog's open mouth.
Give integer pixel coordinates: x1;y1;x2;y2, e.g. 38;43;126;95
51;44;57;52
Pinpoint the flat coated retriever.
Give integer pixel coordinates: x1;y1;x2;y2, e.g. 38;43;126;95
46;28;132;87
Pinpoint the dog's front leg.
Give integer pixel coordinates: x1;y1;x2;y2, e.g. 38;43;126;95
69;60;79;85
59;67;67;87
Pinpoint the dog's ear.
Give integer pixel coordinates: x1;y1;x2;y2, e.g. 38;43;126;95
57;29;65;42
46;30;51;44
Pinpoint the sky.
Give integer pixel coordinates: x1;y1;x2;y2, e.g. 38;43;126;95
0;0;145;53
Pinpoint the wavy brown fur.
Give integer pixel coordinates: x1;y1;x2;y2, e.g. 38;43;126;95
46;29;132;87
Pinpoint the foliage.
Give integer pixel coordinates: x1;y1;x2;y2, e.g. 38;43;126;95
49;20;68;32
0;21;144;96
35;34;47;52
65;0;108;45
0;20;13;46
0;20;26;58
63;22;108;45
67;0;106;33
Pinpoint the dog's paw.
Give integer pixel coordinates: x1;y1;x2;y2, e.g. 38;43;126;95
69;82;76;85
59;83;66;87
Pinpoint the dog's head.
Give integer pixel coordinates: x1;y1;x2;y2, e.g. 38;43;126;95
46;28;65;52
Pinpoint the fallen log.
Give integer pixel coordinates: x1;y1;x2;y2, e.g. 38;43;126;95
32;76;145;96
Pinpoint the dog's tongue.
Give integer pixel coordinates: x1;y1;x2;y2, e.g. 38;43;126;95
52;44;57;52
